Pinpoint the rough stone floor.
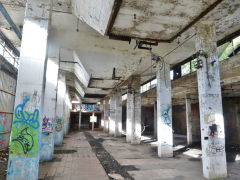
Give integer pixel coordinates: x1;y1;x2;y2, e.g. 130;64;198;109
39;131;240;180
38;131;108;180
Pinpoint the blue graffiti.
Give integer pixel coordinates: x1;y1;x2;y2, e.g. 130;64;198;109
162;106;171;127
14;96;40;129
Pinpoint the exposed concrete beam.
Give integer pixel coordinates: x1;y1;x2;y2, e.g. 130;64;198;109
60;48;90;88
71;0;115;35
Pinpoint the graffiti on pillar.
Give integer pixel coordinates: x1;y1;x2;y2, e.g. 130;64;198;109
12;127;34;154
161;106;171;127
208;143;224;155
209;123;218;138
13;96;40;129
0;113;7;147
42;117;53;139
55;118;63;132
10;95;40;157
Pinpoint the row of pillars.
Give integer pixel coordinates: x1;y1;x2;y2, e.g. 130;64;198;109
7;0;72;179
103;23;227;179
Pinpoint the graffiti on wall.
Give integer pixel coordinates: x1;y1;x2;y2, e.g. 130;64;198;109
161;106;171;127
55;118;63;132
0;113;7;147
10;95;40;157
206;121;225;156
42;116;53;138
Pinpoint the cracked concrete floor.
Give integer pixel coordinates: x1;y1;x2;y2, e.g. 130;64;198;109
90;131;240;180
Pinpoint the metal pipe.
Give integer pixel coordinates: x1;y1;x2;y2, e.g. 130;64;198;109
0;2;22;40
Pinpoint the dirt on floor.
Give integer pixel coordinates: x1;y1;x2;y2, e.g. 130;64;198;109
0;148;9;180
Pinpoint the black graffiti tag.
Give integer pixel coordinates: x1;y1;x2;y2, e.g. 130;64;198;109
12;127;34;154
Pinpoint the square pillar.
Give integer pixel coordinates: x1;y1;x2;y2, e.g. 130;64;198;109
40;44;59;162
154;101;157;139
7;0;52;179
156;62;173;157
79;110;82;130
131;76;141;144
186;94;192;145
195;22;227;179
54;72;66;145
109;94;116;136
126;89;134;143
115;91;122;137
104;98;109;133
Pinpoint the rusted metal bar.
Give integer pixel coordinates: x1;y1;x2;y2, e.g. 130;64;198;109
0;87;15;96
0;111;13;114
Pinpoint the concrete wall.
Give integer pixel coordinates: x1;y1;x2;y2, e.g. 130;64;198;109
0;56;17;150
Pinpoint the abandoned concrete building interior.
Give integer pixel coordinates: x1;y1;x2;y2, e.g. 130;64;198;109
0;0;240;180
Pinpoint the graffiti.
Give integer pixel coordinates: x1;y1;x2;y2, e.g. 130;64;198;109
14;96;40;129
42;117;53;135
161;106;171;127
208;143;224;155
12;127;34;154
10;95;40;157
55;118;63;132
0;113;7;146
209;123;218;138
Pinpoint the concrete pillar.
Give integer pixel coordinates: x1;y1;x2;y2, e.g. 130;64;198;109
54;72;66;145
131;76;141;144
156;62;173;157
186;94;192;145
109;94;116;136
115;91;122;137
63;90;70;136
126;89;134;143
103;98;109;133
7;0;52;179
154;101;157;139
195;22;227;179
40;44;59;161
79;111;82;130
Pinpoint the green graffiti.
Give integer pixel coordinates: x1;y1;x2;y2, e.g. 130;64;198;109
10;111;39;158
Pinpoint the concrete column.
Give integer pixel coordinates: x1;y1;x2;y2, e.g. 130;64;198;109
54;72;66;145
103;98;109;133
63;90;70;136
40;44;59;162
109;94;116;136
186;94;192;145
156;62;173;157
7;0;52;179
131;76;141;144
154;101;157;139
195;22;227;179
126;89;134;143
79;111;82;130
115;91;122;137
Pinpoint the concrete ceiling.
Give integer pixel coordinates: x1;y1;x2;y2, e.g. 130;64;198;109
0;0;239;103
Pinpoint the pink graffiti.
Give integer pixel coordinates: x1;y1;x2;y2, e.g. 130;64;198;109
0;113;7;127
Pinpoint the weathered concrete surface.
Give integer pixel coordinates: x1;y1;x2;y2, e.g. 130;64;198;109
71;0;115;35
195;22;227;179
91;131;240;180
130;76;141;145
109;93;116;136
115;91;122;137
156;62;173;157
186;94;192;145
40;43;59;162
7;0;52;179
54;72;66;146
126;90;134;143
38;131;108;180
103;98;109;133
